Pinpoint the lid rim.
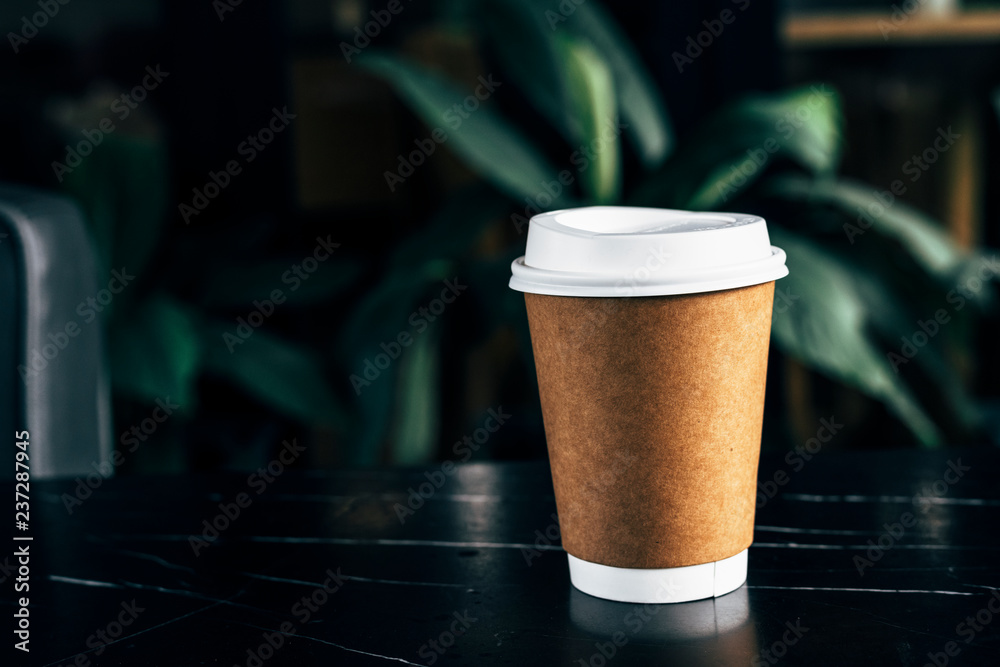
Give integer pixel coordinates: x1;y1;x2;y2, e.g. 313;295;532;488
510;248;788;297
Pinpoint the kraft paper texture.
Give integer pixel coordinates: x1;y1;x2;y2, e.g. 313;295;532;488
525;282;774;569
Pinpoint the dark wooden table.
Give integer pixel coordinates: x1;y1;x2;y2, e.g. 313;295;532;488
5;449;1000;666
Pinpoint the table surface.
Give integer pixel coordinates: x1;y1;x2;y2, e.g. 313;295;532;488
4;449;1000;667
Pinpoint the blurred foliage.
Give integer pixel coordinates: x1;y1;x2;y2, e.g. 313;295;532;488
354;0;995;450
58;0;996;466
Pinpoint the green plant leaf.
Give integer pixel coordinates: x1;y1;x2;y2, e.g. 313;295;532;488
345;359;397;467
479;0;582;145
764;174;996;307
387;321;440;465
203;326;347;429
389;182;511;266
359;52;573;207
562;0;672;167
338;260;454;357
769;227;942;446
479;2;622;201
630;85;842;209
337;259;457;465
556;35;621;204
843;259;984;432
61;134;168;308
108;294;202;409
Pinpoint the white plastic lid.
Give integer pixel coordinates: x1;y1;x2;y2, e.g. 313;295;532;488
508;206;787;297
567;549;748;604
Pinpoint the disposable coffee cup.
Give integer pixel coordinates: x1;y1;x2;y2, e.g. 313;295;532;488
509;206;787;603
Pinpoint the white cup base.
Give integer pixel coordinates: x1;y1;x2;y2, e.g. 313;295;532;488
567;549;748;604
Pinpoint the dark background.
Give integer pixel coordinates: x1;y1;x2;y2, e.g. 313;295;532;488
2;0;999;472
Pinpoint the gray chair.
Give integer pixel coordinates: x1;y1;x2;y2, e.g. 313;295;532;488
0;184;112;479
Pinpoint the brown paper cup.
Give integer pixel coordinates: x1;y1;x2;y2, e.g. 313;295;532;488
525;282;774;573
510;206;787;602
